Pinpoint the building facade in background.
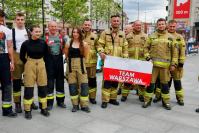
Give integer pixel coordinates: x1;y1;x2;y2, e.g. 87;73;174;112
167;0;199;42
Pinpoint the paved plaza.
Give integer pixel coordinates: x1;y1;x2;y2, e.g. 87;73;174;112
0;55;199;133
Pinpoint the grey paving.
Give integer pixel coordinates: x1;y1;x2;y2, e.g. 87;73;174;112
0;55;199;133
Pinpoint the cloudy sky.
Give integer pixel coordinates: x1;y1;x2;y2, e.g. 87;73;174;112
123;0;168;23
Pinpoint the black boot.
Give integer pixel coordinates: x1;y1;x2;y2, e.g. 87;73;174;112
121;96;127;102
57;102;66;108
101;102;108;108
15;103;22;113
109;99;120;105
177;100;184;106
81;107;91;113
153;96;161;103
196;108;199;113
31;102;38;110
89;98;97;104
162;102;171;110
72;105;79;112
41;109;50;117
25;111;32;120
139;96;144;102
3;110;17;118
142;99;152;108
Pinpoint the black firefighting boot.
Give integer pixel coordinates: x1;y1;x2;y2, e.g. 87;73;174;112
72;105;79;112
109;99;120;105
25;111;32;120
89;98;97;104
121;96;127;102
142;98;152;108
162;101;171;110
40;109;50;117
101;102;108;109
81;106;91;113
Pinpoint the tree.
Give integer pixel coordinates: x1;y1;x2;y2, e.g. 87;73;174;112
4;0;43;27
91;0;122;24
50;0;88;27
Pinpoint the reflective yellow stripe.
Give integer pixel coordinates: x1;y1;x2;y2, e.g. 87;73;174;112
102;90;110;96
23;99;33;105
111;90;117;94
175;89;184;96
123;54;128;58
144;53;150;58
161;93;170;99
89;88;96;93
56;93;65;98
47;95;54;100
71;95;78;100
13;91;21;97
153;61;170;68
80;96;89;101
39;97;47;103
122;89;130;94
156;88;161;93
2;104;12;108
144;92;153;98
98;38;105;44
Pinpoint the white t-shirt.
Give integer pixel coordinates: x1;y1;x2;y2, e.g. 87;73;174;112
0;25;12;54
13;28;28;53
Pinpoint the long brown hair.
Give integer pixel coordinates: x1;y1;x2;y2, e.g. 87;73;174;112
70;27;84;56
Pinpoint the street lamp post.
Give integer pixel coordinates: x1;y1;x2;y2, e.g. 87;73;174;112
42;0;45;36
121;0;124;31
137;0;140;20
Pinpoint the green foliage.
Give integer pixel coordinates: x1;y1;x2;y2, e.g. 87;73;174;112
4;0;43;27
91;0;122;22
50;0;88;27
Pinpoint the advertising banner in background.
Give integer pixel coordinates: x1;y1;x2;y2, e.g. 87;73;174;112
173;0;190;19
103;56;153;86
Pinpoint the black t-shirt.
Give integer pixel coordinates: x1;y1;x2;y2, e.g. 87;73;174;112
20;38;48;63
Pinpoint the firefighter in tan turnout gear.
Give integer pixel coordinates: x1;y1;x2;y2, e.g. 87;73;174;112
97;14;128;108
20;25;50;119
143;18;177;110
167;20;186;106
82;19;98;104
121;20;147;102
64;27;91;113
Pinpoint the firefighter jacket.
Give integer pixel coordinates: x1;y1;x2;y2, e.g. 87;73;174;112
169;32;186;65
97;28;128;58
144;30;178;68
83;31;98;67
126;31;147;60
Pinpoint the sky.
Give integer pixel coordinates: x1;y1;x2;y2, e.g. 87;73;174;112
123;0;168;23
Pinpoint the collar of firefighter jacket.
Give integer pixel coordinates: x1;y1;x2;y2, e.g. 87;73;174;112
156;30;167;36
133;30;141;35
168;31;177;35
110;27;119;34
82;29;91;36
